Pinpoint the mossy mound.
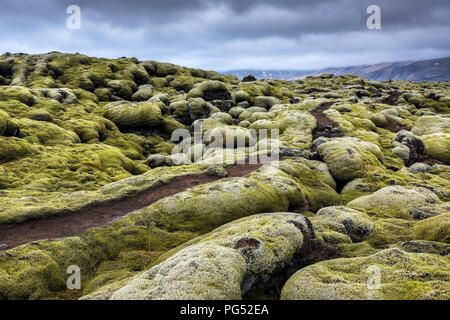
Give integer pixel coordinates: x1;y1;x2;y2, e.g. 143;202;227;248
107;212;313;300
311;206;375;243
0;52;449;300
281;248;450;300
103;101;163;130
347;186;440;219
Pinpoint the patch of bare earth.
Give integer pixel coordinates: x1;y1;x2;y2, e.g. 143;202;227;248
0;163;261;250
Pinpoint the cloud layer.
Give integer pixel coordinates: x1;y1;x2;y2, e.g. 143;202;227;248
1;0;449;71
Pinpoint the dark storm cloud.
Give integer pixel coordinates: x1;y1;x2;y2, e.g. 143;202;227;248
1;0;449;70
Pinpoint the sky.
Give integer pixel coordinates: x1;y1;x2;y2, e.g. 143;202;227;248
1;0;450;71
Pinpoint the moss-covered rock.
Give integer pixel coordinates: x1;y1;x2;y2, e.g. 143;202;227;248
17;118;80;145
169;98;213;124
103;101;163;129
414;213;450;243
106;79;137;100
0;86;36;106
108;212;313;300
27;109;53;122
281;248;450;300
131;84;154;101
347;186;440;219
411;116;450;136
315;137;385;181
186;80;231;101
1;52;449;301
399;240;450;256
0;110;20;136
37;88;78;104
145;154;178;168
254;96;282;110
0;137;38;162
422;133;450;164
228;106;246;118
311;206;375;243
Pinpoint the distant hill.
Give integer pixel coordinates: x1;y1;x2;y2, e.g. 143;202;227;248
225;56;450;82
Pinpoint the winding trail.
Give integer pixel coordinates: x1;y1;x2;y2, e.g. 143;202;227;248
0;163;261;251
310;102;343;151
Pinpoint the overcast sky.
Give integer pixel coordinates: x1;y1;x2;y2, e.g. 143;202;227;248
1;0;450;71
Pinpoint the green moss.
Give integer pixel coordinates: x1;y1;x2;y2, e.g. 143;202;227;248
61;119;105;143
415;214;450;243
367;218;416;248
422;133;450;164
17;118;80;145
27;109;53;122
0;136;38;162
0;53;449;300
411;116;450;136
281;248;450;300
254;96;281;109
316;137;385;181
103;101;163;129
406;96;449;113
186;80;231;100
311;206;374;243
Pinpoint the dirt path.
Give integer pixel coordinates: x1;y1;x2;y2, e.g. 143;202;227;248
310;102;343;151
0;163;261;251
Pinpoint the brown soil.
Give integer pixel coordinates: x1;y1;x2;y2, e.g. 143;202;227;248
405;140;444;166
0;163;262;251
382;91;403;105
310;102;343;151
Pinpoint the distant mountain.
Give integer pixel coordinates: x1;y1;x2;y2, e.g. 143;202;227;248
224;69;312;81
225;56;450;82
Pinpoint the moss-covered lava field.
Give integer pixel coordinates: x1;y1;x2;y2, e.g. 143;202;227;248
0;52;448;300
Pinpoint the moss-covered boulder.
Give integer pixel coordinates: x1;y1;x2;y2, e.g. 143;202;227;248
281;248;450;300
186;80;231;101
311;206;375;243
103;101;163;129
169;98;213;124
228;106;246;118
0;110;20;136
422;133;450;164
106;79;137;100
0;86;36;106
27;109;53;122
347;186;440;219
131;84;154;101
146;154;178;168
411;116;450;136
37;88;78;104
414;213;450;243
17;118;80;145
0;137;38;162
